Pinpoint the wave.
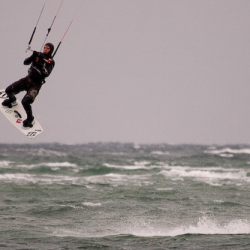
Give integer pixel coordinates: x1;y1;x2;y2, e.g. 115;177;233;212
168;216;250;236
159;166;249;186
205;147;250;157
104;161;158;170
16;162;78;169
51;216;250;238
82;202;102;207
150;151;169;155
0;173;79;184
1;162;249;187
126;216;250;237
0;160;12;167
84;173;151;186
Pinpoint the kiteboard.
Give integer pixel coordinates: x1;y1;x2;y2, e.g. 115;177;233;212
0;89;43;139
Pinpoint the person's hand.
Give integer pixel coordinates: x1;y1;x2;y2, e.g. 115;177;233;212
32;51;39;57
38;53;44;59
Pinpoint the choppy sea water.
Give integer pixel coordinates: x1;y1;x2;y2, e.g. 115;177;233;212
1;143;250;250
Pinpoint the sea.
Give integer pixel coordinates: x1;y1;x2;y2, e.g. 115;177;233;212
1;143;250;250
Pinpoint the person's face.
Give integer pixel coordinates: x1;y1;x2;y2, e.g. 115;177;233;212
43;45;51;54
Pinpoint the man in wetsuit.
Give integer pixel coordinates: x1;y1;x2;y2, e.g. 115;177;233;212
2;43;55;128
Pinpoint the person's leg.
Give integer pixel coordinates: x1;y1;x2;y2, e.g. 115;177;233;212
5;85;17;102
22;89;39;127
2;78;27;108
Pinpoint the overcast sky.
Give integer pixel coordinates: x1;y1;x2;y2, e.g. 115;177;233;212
1;0;250;145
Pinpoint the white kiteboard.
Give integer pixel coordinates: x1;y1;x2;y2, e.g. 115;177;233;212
0;89;43;139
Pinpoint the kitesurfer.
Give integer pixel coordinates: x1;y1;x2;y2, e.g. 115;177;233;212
2;43;55;128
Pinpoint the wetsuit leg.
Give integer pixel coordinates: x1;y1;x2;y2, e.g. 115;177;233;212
22;95;33;120
5;77;27;101
21;89;38;120
5;85;17;102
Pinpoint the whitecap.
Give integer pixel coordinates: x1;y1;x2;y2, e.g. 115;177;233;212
45;162;78;167
159;166;249;185
151;151;169;155
50;215;250;238
0;173;79;185
205;147;250;156
104;163;148;170
0;160;12;167
168;216;250;236
84;173;150;186
118;215;250;237
15;162;78;170
104;161;160;170
82;202;101;207
0;173;34;182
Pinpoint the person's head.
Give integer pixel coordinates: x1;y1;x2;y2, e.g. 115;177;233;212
43;43;54;57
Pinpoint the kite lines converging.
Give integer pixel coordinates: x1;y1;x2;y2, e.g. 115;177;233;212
26;0;83;58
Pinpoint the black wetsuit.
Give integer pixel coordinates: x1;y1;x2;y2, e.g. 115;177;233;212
5;51;55;121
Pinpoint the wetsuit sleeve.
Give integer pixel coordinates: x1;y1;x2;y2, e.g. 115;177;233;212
24;51;39;65
42;60;55;78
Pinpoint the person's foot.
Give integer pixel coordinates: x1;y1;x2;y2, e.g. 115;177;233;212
23;116;35;128
2;98;17;108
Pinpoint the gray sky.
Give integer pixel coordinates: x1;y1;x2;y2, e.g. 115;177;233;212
1;0;250;145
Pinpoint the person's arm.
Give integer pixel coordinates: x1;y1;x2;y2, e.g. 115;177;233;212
24;51;39;65
42;59;55;78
